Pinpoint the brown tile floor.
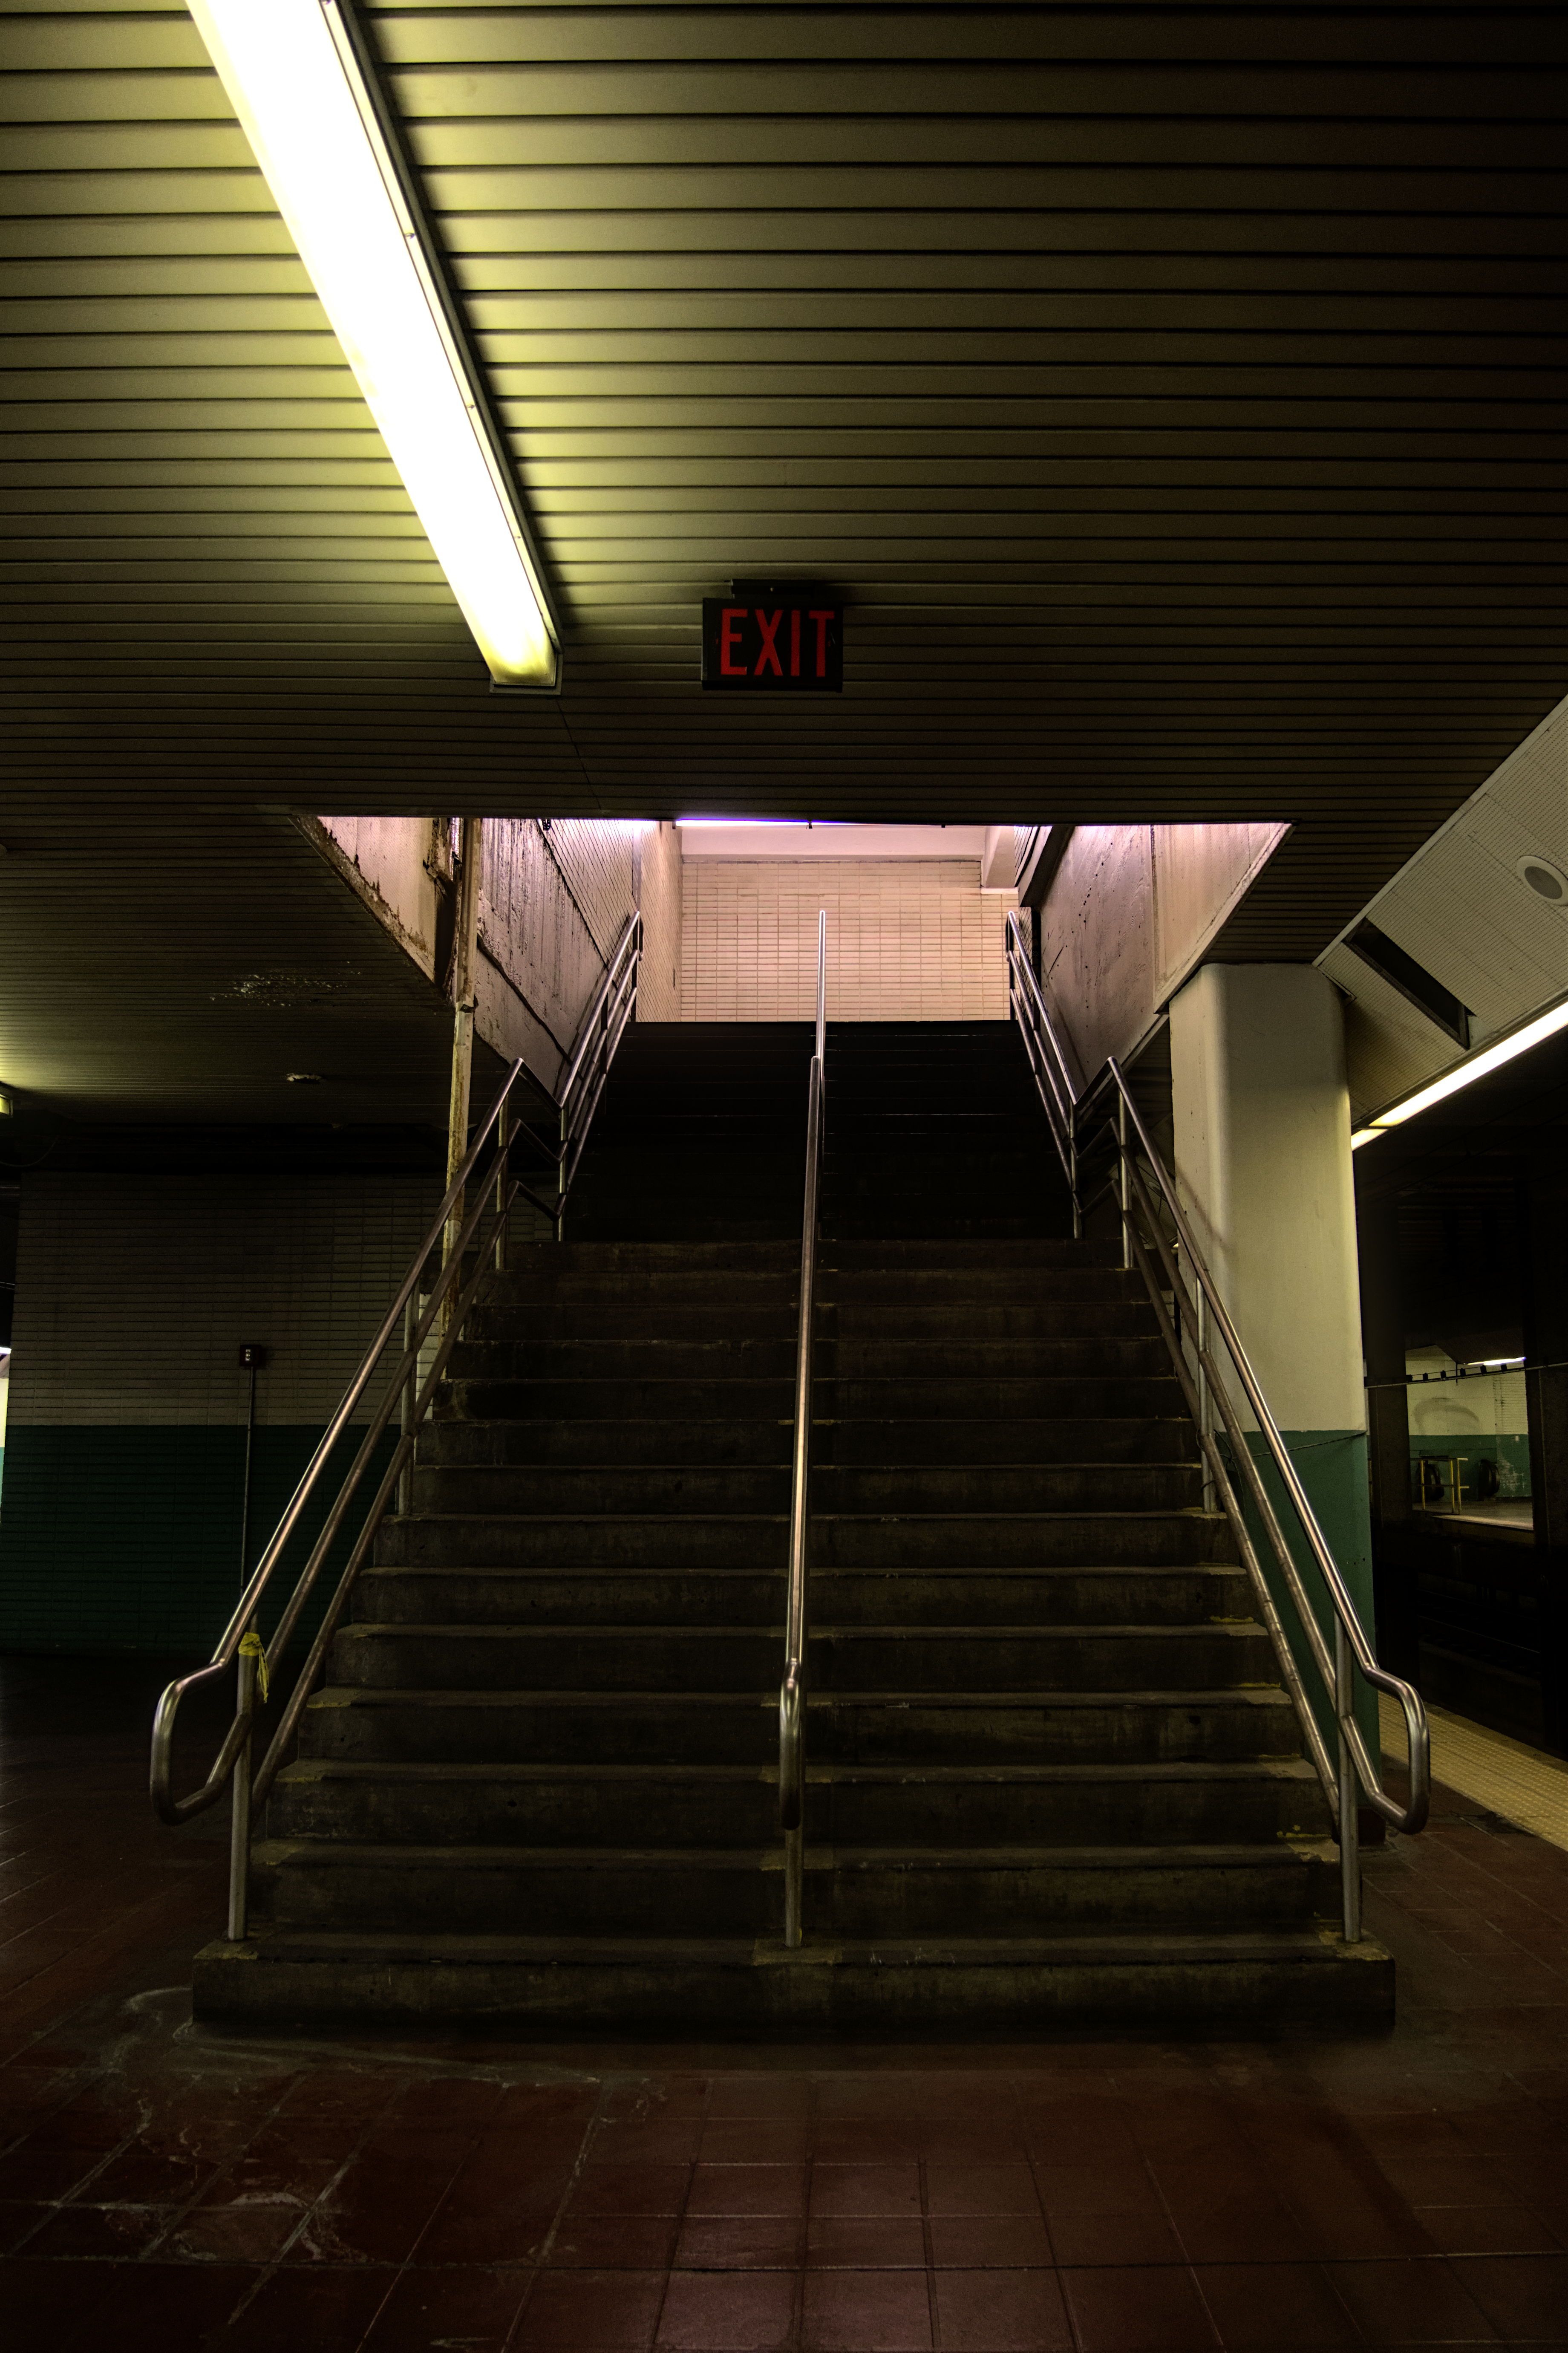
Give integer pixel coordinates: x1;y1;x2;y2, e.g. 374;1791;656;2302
2;1656;1566;2351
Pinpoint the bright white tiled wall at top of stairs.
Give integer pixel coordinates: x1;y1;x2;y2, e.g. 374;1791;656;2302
680;858;1017;1022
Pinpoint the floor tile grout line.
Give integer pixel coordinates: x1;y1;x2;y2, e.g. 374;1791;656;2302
4;2115;152;2260
794;2073;817;2353
1017;2070;1088;2353
0;1874;229;1998
0;2056;111;2167
501;2070;613;2353
351;2071;511;2353
1136;2118;1227;2351
643;2072;713;2353
919;2131;939;2353
214;2064;414;2335
1216;2073;1414;2344
132;2052;309;2277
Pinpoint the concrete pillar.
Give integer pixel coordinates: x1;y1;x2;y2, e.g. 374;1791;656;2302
1170;964;1377;1758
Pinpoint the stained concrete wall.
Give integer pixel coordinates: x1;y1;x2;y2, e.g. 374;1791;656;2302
1039;823;1289;1085
316;815;683;1090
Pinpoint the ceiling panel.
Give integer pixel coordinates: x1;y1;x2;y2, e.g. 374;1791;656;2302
1;0;1565;982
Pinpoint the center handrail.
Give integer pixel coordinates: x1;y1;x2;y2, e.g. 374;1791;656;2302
1002;912;1428;1949
778;909;826;1950
150;912;641;1941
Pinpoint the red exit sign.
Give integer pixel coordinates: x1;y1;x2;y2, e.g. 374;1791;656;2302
701;591;843;692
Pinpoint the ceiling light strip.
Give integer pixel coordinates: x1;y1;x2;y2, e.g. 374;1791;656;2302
187;0;560;690
1351;984;1568;1148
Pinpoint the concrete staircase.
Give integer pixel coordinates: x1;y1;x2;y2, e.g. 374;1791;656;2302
195;1021;1392;2030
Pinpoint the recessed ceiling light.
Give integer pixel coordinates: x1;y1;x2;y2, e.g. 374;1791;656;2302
1352;985;1568;1145
1517;853;1568;904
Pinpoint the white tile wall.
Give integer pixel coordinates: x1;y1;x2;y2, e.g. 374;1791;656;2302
680;860;1016;1023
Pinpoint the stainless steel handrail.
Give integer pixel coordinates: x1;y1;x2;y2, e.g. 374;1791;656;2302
503;914;642;1228
150;915;641;1940
779;910;826;1949
1003;915;1429;1945
1005;914;1081;1232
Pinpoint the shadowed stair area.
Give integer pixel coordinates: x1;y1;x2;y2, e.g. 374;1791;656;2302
194;1020;1392;2033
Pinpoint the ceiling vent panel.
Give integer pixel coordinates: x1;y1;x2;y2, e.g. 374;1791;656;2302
1368;822;1568;1038
1320;941;1460;1125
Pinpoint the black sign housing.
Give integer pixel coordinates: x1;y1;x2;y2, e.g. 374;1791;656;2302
701;596;843;691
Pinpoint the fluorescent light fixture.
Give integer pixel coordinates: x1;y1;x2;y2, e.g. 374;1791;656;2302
1352;985;1568;1147
187;0;558;688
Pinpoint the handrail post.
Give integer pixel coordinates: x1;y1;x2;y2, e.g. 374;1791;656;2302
1117;1090;1130;1269
1213;1289;1222;1506
397;1290;418;1517
227;1638;256;1941
494;1104;510;1271
780;912;826;1951
1337;1620;1362;1942
1070;1109;1080;1240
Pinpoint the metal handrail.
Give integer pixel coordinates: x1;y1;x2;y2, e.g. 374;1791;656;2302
1003;915;1429;1946
1005;915;1081;1229
150;916;641;1940
779;909;826;1949
504;914;642;1228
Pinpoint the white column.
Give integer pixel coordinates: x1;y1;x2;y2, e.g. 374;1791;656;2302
1169;964;1378;1735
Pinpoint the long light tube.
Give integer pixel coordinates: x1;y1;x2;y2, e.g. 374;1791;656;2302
188;0;558;688
1351;987;1568;1147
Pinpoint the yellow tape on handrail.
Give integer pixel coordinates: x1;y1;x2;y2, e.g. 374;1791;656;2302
238;1630;269;1704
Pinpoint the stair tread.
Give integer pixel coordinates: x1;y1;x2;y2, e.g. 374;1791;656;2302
277;1757;1316;1786
343;1621;1267;1637
364;1564;1241;1579
254;1839;1336;1872
308;1685;1293;1708
216;1927;1372;1966
394;1509;1229;1523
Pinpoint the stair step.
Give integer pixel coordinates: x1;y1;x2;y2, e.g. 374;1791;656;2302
194;1926;1394;2034
268;1754;1327;1850
355;1564;1253;1628
444;1376;1185;1423
300;1684;1304;1765
418;1418;1193;1470
450;1337;1173;1380
249;1839;1340;1937
335;1618;1277;1694
407;1464;1203;1515
374;1510;1235;1572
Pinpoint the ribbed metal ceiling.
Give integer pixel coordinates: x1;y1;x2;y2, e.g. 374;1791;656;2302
3;3;1566;961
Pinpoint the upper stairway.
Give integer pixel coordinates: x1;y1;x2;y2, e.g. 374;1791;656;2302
194;1019;1392;2033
